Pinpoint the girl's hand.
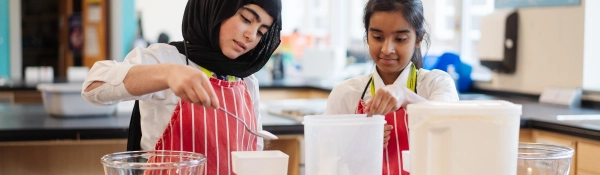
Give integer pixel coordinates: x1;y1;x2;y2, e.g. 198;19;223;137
365;84;407;116
166;64;219;108
384;124;393;148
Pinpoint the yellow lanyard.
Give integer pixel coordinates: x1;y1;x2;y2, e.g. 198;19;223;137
370;63;418;96
185;40;235;82
198;66;236;82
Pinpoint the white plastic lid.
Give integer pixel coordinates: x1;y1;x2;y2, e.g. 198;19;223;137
303;114;385;125
407;100;522;117
37;83;84;93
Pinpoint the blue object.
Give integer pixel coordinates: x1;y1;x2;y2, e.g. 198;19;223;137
0;0;10;77
422;55;439;70
495;0;580;9
120;0;137;60
432;53;473;93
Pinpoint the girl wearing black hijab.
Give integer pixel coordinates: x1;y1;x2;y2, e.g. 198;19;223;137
82;0;281;173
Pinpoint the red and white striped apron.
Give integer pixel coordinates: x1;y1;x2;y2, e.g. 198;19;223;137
354;63;417;175
153;78;258;175
356;102;409;175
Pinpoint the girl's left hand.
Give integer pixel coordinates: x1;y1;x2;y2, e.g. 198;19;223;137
384;124;393;148
365;84;407;117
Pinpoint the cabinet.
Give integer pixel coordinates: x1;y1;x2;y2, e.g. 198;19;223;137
0;139;126;175
532;130;577;175
20;0;61;78
82;0;108;68
265;135;303;175
259;89;330;100
0;92;13;103
578;142;600;174
15;0;108;79
520;129;600;175
578;170;600;175
0;90;43;104
519;128;533;142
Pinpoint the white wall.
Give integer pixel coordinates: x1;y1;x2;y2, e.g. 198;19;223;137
110;0;123;61
280;0;304;35
134;0;368;48
135;0;187;42
476;1;587;94
328;0;349;48
583;0;600;91
134;0;318;41
349;0;367;40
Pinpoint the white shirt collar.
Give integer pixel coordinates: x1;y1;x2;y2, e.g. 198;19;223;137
371;62;413;93
188;61;241;81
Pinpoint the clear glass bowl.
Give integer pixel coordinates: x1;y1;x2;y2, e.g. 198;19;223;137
517;143;574;175
101;150;206;175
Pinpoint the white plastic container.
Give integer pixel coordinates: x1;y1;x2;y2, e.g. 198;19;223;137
37;83;116;117
303;114;385;175
301;47;347;79
406;100;522;175
231;150;289;175
67;66;89;82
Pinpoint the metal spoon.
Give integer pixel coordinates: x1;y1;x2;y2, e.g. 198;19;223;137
217;107;278;140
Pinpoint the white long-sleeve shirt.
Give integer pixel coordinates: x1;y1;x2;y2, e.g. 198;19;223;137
81;43;264;151
325;62;460;114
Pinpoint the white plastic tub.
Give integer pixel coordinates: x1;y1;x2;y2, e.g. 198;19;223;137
303;114;385;175
232;150;289;175
37;83;116;117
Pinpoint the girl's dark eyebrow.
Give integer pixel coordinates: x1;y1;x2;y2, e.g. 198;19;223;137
369;28;411;34
241;7;271;29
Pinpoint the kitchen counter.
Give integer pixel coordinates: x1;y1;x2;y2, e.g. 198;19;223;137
1;94;600;142
260;95;600;141
0;79;69;91
495;96;600;141
257;78;336;91
3;77;600;175
0;77;337;91
0;101;305;175
0;101;302;142
0;104;130;141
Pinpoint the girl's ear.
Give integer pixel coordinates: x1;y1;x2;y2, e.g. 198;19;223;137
415;37;422;49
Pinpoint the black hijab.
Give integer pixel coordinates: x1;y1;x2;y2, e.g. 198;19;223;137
169;0;282;78
128;0;281;151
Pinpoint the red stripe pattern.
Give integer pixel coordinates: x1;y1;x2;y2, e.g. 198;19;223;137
357;100;410;175
153;78;257;175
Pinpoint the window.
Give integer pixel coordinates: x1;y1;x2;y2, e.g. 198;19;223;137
460;0;495;65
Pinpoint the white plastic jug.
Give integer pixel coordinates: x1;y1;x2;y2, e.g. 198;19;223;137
303;114;385;175
406;100;522;175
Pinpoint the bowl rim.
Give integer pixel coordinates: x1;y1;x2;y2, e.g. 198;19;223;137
518;142;574;160
101;150;206;169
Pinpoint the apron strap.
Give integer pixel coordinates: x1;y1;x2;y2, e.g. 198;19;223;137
184;40;235;82
360;64;419;100
184;41;190;65
360;77;373;100
127;100;143;151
